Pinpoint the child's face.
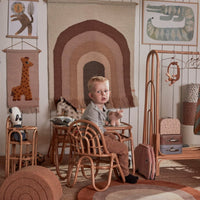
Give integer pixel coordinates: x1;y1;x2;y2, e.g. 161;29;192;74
89;81;110;105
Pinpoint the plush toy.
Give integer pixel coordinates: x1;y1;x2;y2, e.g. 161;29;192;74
56;96;82;120
9;107;26;141
108;110;123;126
36;152;45;165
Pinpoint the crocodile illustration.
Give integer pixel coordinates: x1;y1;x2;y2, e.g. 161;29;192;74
146;4;195;41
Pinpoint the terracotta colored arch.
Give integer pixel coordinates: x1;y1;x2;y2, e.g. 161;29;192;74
54;19;134;107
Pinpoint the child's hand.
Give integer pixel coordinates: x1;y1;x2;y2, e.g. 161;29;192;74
105;120;109;126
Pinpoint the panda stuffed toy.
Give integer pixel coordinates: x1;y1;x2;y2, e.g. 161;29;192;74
9;107;26;141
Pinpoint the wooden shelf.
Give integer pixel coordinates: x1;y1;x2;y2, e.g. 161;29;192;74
158;147;200;161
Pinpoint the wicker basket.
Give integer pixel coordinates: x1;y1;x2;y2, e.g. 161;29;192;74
182;102;197;125
183;83;199;103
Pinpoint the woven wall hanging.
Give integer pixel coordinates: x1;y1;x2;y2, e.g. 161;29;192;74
3;42;41;113
48;1;138;109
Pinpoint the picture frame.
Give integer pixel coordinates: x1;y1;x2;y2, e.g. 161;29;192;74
7;0;38;39
142;0;199;46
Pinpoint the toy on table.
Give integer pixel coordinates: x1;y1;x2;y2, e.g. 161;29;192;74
56;96;82;120
108;110;123;126
9;106;26;141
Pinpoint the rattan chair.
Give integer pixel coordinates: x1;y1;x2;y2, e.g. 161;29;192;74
66;119;125;192
5;117;38;177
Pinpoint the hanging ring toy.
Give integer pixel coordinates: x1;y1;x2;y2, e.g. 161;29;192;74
165;62;180;86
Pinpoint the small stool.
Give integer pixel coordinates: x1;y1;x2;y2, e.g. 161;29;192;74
5;117;38;177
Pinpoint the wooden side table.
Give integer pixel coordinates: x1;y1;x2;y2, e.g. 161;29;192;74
104;122;135;174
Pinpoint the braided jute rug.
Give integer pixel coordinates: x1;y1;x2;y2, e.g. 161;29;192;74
77;180;200;200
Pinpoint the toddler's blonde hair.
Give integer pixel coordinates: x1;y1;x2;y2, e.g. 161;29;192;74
88;76;109;92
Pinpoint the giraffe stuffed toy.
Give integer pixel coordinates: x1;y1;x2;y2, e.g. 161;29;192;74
11;57;33;101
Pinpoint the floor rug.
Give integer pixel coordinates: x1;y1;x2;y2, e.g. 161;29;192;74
77;180;200;200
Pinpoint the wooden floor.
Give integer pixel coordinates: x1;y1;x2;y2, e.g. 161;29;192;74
0;156;200;200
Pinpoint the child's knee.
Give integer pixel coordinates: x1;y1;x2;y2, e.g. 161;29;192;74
104;132;116;140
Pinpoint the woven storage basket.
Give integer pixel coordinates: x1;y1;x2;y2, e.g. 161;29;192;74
183;83;199;103
182;102;197;125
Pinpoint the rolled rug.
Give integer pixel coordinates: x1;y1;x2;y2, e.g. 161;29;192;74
182;102;197;125
0;166;62;200
194;87;200;135
182;83;199;125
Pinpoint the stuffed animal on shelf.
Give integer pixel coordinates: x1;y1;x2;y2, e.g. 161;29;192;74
108;110;123;126
9;106;26;141
56;96;82;120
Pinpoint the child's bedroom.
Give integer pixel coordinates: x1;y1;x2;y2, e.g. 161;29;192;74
0;0;200;199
